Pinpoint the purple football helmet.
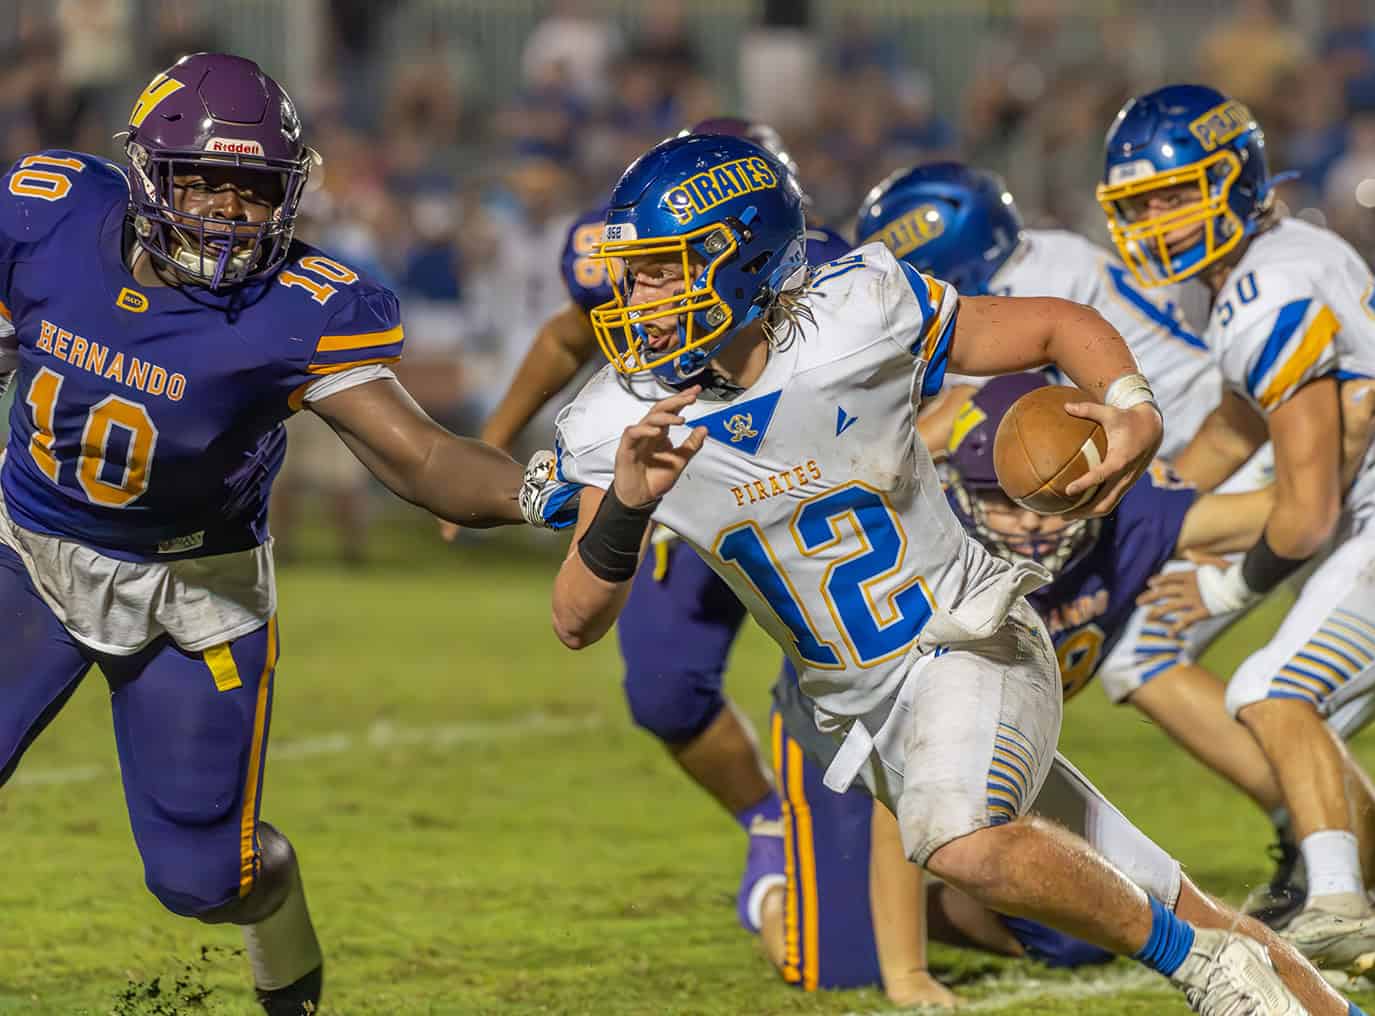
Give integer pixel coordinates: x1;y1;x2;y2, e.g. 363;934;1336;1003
123;53;315;289
945;373;1100;575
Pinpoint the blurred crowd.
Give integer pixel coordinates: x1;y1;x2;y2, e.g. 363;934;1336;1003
2;0;1374;557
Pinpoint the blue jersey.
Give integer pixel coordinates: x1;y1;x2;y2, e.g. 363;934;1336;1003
0;151;403;562
1024;467;1195;698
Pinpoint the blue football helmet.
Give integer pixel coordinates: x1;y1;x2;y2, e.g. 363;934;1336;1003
854;162;1022;295
588;134;807;385
1097;84;1278;288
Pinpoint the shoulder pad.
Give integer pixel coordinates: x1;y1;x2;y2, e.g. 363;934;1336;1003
285;245;404;376
0;150;128;248
560;205;613;313
804;226;852;264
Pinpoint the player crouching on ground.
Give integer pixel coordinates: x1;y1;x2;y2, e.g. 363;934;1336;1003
547;130;1361;1014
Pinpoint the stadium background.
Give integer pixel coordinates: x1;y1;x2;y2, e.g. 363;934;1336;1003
2;2;1375;1014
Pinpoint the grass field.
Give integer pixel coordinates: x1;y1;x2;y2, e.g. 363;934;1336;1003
3;520;1374;1015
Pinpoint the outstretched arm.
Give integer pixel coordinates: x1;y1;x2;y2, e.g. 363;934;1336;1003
312;378;525;527
949;295;1162;516
482;303;599;451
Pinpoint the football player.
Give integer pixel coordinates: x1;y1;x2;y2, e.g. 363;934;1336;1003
1099;83;1375;975
0;54;564;1015
463;117;852;933
549;131;1354;1014
758;372;1375;1003
853;162;1312;923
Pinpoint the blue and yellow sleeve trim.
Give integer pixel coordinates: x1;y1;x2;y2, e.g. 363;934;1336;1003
1246;299;1340;410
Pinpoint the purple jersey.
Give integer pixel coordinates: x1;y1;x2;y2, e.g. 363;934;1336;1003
559;205;612;314
0;150;403;561
1025;468;1195;697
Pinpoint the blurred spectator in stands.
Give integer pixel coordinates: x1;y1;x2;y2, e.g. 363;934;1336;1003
1270;62;1348;202
1321;0;1375;93
522;0;622;108
962;0;1076;162
1322;87;1375;263
1194;0;1309;126
148;1;219;74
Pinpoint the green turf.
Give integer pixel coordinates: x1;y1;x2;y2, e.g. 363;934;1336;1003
2;522;1372;1014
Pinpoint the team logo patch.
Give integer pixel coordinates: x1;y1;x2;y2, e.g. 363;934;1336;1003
864;204;945;259
205;138;266;156
692;390;782;455
661;156;778;226
1188;99;1254;152
116;288;149;313
725;413;758;443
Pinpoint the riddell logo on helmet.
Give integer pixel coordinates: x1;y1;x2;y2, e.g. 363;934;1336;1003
205;138;265;156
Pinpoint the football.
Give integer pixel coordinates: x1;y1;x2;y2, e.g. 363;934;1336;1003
992;385;1108;515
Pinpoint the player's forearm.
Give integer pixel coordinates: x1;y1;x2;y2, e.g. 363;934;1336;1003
408;433;526;528
868;804;932;1004
1264;378;1342;560
481;308;594;450
1172;394;1265;492
552;554;635;649
1176;489;1275;557
1038;302;1143;403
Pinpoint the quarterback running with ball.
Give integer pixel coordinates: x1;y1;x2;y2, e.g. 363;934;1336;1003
547;130;1362;1014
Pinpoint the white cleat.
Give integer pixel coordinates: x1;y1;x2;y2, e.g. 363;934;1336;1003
1170;928;1304;1016
1281;906;1375;975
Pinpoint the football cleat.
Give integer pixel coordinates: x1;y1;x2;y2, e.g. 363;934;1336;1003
1281;906;1375;975
1170;929;1304;1016
737;815;785;934
1243;839;1306;930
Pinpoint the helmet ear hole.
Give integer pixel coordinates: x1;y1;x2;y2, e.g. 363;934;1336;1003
741;251;774;275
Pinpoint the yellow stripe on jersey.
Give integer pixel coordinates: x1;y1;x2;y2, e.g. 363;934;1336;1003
1258;304;1339;409
786;738;820;991
0;299;10;321
316;323;404;353
920;276;948;360
306;354;402;376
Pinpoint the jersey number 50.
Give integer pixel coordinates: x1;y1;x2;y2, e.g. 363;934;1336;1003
715;481;934;669
25;367;156;507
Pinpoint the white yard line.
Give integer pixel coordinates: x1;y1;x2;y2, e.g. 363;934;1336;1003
847;967;1169;1015
10;711;604;787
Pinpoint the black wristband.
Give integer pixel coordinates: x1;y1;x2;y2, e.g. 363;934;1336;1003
577;484;658;583
1241;532;1309;595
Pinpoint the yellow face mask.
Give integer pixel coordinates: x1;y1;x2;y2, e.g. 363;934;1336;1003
588;224;738;377
1095;148;1244;288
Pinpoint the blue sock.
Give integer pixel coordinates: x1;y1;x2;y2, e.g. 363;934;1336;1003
1350;1003;1368;1016
1133;897;1196;977
735;792;781;832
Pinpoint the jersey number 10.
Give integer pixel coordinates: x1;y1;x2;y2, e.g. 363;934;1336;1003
25;366;156;507
715;481;935;669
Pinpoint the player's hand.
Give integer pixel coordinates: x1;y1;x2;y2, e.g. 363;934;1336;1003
1062;401;1163;519
612;386;707;508
1136;549;1233;636
885;970;960;1009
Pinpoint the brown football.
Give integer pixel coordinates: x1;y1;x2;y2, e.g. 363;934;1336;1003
992;385;1108;515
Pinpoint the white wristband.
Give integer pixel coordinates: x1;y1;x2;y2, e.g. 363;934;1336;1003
1104;372;1158;412
1195;560;1261;615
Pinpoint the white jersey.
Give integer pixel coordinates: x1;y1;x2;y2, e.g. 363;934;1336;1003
987;229;1216;458
556;243;1041;717
1205;218;1375;517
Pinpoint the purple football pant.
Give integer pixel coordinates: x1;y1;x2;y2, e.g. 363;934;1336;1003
617;539;747;744
0;543;278;917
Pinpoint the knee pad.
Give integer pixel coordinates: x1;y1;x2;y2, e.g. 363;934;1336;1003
190;822;298;926
622;666;726;744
